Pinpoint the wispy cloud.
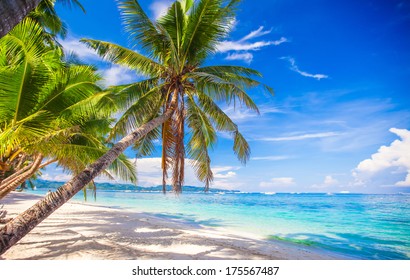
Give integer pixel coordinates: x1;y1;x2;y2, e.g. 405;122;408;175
239;26;273;42
258;132;340;142
221;104;283;124
217;36;287;52
216;26;288;63
225;52;253;64
281;57;328;80
222;106;259;123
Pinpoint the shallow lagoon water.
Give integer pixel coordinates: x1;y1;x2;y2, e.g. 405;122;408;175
32;188;410;259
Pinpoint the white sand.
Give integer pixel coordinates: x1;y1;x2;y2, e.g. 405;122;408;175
0;192;346;260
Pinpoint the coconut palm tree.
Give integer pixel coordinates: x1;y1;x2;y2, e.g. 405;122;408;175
0;0;272;254
82;0;273;192
0;18;136;199
0;0;84;38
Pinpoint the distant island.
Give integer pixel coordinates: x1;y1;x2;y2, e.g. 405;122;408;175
32;179;240;194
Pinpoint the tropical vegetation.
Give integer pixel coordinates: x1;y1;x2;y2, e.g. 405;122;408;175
0;18;137;199
82;0;272;192
0;0;272;255
0;0;84;38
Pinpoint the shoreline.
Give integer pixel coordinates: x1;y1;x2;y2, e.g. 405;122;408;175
1;192;348;260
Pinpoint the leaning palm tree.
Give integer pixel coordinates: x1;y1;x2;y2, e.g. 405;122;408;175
0;18;136;199
0;0;272;254
82;0;272;192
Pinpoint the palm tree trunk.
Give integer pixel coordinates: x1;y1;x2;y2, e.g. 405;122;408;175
0;0;42;38
0;154;43;200
0;106;175;255
0;154;42;187
0;162;32;186
38;158;58;169
0;168;6;184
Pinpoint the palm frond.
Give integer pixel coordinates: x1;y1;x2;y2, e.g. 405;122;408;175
108;153;137;184
30;0;68;38
133;126;161;158
117;0;167;57
80;39;163;76
0;111;55;156
233;130;250;164
37;65;102;114
132;100;164;157
185;96;215;189
196;91;251;164
196;91;237;132
157;1;186;70
189;71;260;113
109;82;163;139
0;19;56;124
182;0;240;64
161;118;176;192
197;65;274;95
58;0;86;13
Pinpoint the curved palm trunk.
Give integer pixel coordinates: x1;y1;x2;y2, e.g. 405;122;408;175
0;107;174;255
0;0;42;38
0;169;6;184
0;155;44;200
0;163;32;186
0;157;57;192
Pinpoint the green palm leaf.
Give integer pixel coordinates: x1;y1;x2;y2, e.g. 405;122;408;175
79;0;273;192
81;39;163;76
117;0;166;56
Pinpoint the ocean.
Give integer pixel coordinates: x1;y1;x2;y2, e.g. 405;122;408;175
30;188;410;260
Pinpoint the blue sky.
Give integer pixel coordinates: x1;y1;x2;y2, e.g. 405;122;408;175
42;0;410;193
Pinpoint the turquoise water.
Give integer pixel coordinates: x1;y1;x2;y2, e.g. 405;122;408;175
32;189;410;259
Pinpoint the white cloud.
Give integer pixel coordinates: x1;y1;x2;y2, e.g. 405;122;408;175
99;65;139;86
312;175;339;189
353;128;410;187
281;57;328;80
149;0;173;19
239;26;273;42
225;52;253;64
60;37;102;62
214;171;237;179
324;175;339;186
216;26;287;63
258;132;340;142
60;37;141;87
217;37;287;52
222;106;259;123
41;173;73;182
259;177;296;188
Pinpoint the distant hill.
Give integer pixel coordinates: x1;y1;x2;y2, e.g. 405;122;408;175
32;179;239;193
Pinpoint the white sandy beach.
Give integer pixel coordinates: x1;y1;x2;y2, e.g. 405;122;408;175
1;192;345;260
